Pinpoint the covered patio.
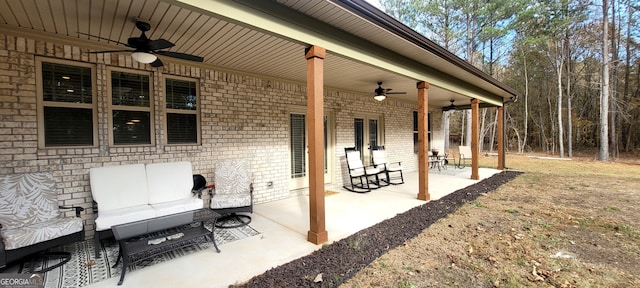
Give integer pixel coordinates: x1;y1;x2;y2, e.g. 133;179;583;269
84;167;501;288
0;0;520;283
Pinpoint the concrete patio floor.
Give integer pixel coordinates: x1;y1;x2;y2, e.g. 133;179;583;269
86;167;501;288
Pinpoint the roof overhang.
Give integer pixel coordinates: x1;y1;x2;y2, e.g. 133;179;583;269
0;0;519;106
170;0;518;106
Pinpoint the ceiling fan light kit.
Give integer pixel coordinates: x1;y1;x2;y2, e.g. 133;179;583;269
131;51;157;64
373;94;386;101
372;81;406;101
443;99;456;111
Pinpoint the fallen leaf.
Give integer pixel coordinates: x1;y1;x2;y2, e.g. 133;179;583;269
313;273;322;283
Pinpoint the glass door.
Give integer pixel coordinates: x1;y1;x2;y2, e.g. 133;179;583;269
289;112;332;190
354;115;382;165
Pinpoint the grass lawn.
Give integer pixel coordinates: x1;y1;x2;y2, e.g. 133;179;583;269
342;154;640;287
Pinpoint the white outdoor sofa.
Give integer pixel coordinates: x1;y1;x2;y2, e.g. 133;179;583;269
89;161;204;258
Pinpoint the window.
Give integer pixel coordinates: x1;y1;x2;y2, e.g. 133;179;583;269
290;113;306;179
165;77;199;144
413;111;431;153
109;69;153;145
37;59;96;147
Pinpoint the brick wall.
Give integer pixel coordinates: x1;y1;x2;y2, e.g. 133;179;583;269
0;33;443;238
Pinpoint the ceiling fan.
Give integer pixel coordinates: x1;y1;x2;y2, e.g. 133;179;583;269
442;99;457;111
84;21;203;67
373;81;406;101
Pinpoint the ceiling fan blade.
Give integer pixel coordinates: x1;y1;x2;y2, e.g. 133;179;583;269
155;51;204;62
386;92;407;95
150;58;164;67
88;49;132;54
148;39;175;51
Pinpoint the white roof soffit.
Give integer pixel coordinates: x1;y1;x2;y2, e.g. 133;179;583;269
172;0;507;106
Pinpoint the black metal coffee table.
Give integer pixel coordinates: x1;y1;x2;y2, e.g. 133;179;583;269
111;208;221;285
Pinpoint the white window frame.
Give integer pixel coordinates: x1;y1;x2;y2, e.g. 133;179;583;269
353;113;384;165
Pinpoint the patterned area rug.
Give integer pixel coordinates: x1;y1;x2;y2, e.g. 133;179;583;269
6;221;259;288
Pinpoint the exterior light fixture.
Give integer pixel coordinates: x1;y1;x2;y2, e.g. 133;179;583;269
131;51;157;64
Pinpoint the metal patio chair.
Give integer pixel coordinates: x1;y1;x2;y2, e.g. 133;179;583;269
210;160;253;228
0;172;84;273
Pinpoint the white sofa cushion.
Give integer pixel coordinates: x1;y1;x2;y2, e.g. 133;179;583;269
146;162;195;205
90;164;149;211
151;198;204;218
94;204;156;231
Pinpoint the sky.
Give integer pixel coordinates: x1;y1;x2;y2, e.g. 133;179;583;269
366;0;383;9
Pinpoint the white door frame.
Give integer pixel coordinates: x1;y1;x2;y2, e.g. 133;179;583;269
289;107;334;190
353;113;384;165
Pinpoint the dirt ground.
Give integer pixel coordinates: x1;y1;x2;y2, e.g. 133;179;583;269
239;154;640;288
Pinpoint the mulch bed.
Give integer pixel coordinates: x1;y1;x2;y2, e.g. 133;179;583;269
237;170;523;288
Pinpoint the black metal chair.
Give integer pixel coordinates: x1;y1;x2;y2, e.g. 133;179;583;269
0;172;84;273
371;146;404;185
209;160;253;228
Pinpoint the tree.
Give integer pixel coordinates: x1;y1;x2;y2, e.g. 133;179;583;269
377;0;640;157
600;0;610;161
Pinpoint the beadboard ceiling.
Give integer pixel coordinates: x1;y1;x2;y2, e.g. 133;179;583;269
0;0;517;106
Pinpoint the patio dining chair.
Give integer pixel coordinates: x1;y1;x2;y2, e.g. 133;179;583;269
371;146;404;185
457;145;472;168
210;159;253;228
0;172;84;273
343;147;384;192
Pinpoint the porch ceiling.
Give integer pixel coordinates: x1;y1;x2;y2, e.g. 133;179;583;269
0;0;517;107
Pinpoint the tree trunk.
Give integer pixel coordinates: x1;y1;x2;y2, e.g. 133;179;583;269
443;111;450;151
522;52;529;153
600;0;610;161
466;110;472;146
480;109;487;152
565;29;573;158
490;109;498;152
610;0;619;159
556;61;564;158
622;0;632;152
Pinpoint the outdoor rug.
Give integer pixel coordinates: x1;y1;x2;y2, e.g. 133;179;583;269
5;221;259;288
